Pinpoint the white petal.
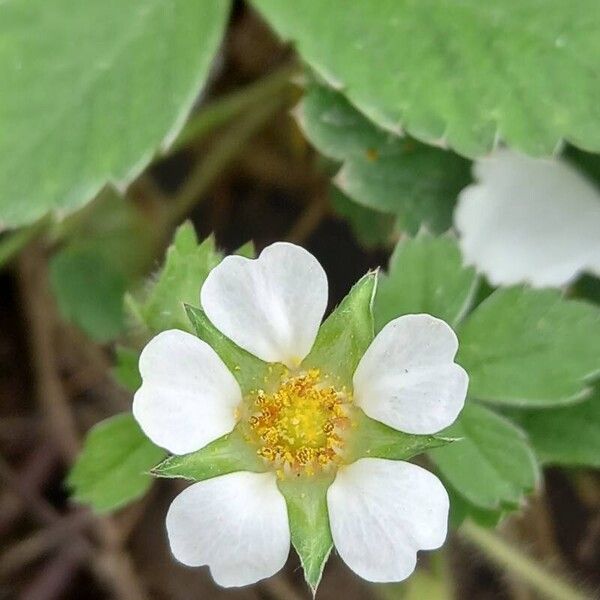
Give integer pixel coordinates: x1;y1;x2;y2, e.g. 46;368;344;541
328;458;449;583
353;314;467;434
133;330;241;455
455;149;600;288
166;471;290;587
201;242;328;366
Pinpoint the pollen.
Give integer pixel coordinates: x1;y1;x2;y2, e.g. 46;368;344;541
248;369;350;475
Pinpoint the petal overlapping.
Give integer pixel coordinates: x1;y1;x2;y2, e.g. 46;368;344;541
166;471;290;587
455;149;600;288
133;330;241;455
327;458;449;582
353;314;468;435
201;242;328;367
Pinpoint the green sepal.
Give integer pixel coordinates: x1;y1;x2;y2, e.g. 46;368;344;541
347;408;457;463
278;474;334;594
185;304;285;395
375;232;479;332
234;240;256;258
68;413;166;513
151;426;266;482
303;271;377;388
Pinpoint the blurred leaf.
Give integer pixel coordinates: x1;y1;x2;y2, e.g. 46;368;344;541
152;427;265;481
303;271;376;388
430;403;539;511
330;187;394;249
0;0;230;228
297;84;470;233
375;233;478;331
49;189;152;342
185;305;283;396
112;346;142;392
127;223;222;334
254;0;600;157
346;409;456;463
508;389;600;468
446;482;504;529
278;475;333;593
68;413;165;513
458;288;600;407
50;245;126;342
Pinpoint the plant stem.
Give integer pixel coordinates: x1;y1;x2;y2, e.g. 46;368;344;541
164;94;285;230
461;521;590;600
170;63;298;153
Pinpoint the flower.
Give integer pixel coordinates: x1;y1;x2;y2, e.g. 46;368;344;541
133;242;468;587
455;149;600;288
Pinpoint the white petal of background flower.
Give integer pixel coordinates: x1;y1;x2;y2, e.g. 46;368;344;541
166;471;290;587
133;330;241;455
455;149;600;288
353;315;468;434
327;458;449;583
201;242;328;366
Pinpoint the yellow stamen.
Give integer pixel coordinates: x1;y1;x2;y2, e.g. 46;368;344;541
248;369;350;474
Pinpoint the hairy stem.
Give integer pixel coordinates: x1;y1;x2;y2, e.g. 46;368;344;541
461;521;590;600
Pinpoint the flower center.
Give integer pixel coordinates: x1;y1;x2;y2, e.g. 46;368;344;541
248;369;350;475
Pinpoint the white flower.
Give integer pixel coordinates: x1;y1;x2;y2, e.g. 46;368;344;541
455;149;600;288
133;243;468;587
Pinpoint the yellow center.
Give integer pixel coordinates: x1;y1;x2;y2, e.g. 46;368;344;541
248;369;350;475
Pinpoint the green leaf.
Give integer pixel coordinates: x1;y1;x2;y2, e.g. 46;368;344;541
429;403;539;511
375;233;478;332
447;483;504;529
277;475;334;593
297;84;470;233
127;223;222;334
508;389;600;468
330;187;394;249
112;346;142;392
0;0;230;229
254;1;600;157
68;413;166;513
458;287;600;407
185;305;283;396
151;427;265;481
303;271;377;388
347;408;456;463
50;244;126;342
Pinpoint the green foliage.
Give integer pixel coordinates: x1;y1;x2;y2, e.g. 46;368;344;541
50;245;126;342
508;389;600;468
458;287;600;407
254;0;600;157
185;305;282;395
151;427;265;481
0;0;230;228
68;413;166;513
375;233;478;331
127;223;221;334
112;346;142;392
297;84;470;233
347;409;455;463
330;187;394;249
278;475;334;593
50;189;154;342
303;271;377;387
430;404;539;511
